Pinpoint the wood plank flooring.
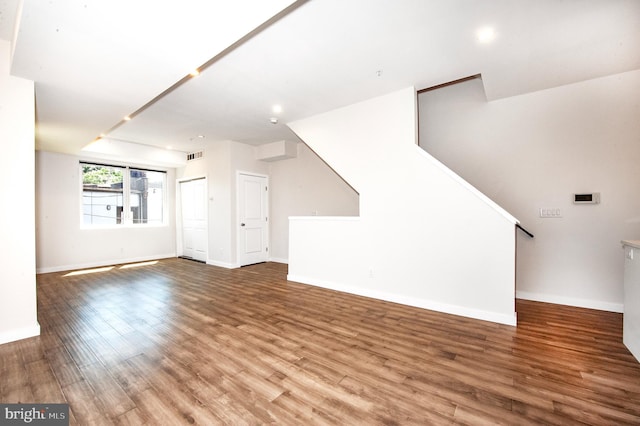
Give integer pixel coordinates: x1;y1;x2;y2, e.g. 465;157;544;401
2;258;640;424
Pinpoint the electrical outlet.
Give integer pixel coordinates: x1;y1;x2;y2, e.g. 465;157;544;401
539;208;562;218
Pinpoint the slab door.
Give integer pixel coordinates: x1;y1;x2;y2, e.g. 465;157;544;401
180;178;207;262
238;173;268;266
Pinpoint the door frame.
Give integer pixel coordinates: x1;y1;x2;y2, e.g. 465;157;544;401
236;171;269;266
176;175;208;261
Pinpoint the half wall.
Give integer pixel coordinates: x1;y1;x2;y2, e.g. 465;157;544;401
287;87;518;325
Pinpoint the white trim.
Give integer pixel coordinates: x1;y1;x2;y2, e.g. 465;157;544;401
288;274;517;326
176;175;208;184
622;239;640;250
268;257;288;264
236;171;270;267
36;254;176;274
0;323;41;345
176;175;208;261
79;223;171;231
516;290;624;313
624;322;640;363
79;162;170;227
207;259;240;269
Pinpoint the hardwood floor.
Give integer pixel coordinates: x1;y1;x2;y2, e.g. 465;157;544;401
2;258;639;424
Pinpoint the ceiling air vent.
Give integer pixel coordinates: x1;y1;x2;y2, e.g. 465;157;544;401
186;151;204;161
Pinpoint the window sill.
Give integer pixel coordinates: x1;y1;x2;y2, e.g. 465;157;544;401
80;223;169;230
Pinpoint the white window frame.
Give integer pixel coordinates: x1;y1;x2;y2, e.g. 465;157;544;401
80;161;168;228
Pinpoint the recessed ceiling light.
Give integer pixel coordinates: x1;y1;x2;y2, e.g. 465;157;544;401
270;117;278;124
190;69;200;77
476;26;496;43
123;115;131;121
272;104;283;114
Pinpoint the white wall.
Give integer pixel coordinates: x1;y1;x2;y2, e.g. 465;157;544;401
177;141;268;268
268;142;359;262
202;140;233;267
0;40;39;344
36;150;177;273
81;138;186;168
288;87;518;325
419;70;640;312
177;140;360;266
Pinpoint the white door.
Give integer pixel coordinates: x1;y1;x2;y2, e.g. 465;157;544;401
180;178;207;262
238;173;268;266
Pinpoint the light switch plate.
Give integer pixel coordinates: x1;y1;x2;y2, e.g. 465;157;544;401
540;208;562;218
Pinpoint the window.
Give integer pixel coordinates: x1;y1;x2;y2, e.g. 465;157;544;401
81;162;166;226
82;164;125;225
129;168;165;224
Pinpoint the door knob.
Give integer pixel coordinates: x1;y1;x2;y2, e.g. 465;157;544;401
240;223;245;227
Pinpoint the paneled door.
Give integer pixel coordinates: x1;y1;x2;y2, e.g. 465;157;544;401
180;178;207;262
238;173;268;266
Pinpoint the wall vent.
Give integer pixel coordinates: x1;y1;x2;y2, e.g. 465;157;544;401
187;151;204;161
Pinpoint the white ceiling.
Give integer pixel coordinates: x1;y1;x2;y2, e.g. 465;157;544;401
2;0;639;157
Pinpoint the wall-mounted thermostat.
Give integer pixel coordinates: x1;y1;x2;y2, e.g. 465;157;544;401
573;193;600;204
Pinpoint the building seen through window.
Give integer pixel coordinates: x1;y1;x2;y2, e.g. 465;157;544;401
81;163;165;225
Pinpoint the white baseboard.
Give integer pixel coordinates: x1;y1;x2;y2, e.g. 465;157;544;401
36;254;177;274
206;259;240;269
624;320;640;363
516;290;624;313
0;323;41;345
288;274;517;326
206;258;288;268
